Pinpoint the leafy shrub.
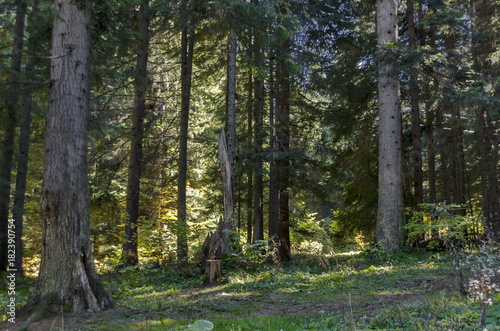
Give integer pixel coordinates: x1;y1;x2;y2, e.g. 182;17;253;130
404;203;481;250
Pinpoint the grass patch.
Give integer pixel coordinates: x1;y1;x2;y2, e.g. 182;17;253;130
1;250;497;330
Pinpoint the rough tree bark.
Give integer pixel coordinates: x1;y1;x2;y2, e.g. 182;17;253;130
375;0;404;251
21;0;113;322
122;1;150;266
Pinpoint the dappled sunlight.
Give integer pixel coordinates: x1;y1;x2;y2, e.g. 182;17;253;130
128;318;178;331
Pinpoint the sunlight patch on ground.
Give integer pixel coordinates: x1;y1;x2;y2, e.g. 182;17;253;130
332;251;363;257
129;317;177;330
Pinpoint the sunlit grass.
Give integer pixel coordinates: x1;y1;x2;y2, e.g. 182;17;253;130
1;250;491;330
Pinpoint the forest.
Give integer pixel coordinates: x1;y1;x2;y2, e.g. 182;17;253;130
0;0;499;329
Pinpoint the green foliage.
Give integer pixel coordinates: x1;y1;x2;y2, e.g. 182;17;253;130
404;203;482;250
485;294;500;327
224;239;272;270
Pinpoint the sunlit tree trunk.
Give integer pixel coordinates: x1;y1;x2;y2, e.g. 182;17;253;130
0;0;26;271
375;0;404;251
21;0;113;321
122;1;150;266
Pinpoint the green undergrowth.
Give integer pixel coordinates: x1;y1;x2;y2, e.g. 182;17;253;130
1;250;498;330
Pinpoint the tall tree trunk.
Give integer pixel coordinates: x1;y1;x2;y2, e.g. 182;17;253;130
269;58;278;248
407;0;424;208
424;78;437;203
252;75;264;242
471;0;500;236
227;30;237;168
375;0;404;251
0;0;26;271
436;103;452;203
275;57;291;261
218;129;236;234
246;72;253;244
444;32;467;211
271;1;292;260
177;15;195;263
251;17;264;243
450;101;466;210
225;30;237;234
122;1;150;266
21;0;113;321
12;0;40;275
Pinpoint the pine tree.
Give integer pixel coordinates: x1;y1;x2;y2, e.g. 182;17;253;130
21;0;113;321
375;0;404;251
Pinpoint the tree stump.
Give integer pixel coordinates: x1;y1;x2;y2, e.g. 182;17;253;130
204;259;222;285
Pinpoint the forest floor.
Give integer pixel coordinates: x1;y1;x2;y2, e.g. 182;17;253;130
1;250;498;330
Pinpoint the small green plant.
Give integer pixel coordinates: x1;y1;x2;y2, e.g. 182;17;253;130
223;239;272;270
485;294;500;327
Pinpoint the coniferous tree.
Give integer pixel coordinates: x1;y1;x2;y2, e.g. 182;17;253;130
22;0;113;321
375;0;404;251
471;0;500;236
0;0;26;271
12;0;41;275
177;0;196;263
122;0;150;266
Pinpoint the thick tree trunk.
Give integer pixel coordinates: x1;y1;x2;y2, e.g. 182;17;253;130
375;0;404;251
21;0;113;322
177;18;195;263
122;1;150;266
12;0;40;275
0;0;26;271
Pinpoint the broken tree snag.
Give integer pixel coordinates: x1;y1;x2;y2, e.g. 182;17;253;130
198;217;230;284
198;130;239;285
204;259;222;285
218;129;236;232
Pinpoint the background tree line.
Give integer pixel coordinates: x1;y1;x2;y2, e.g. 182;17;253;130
0;0;498;274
